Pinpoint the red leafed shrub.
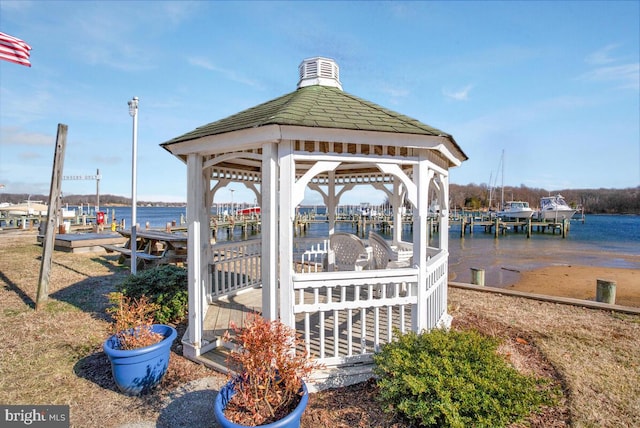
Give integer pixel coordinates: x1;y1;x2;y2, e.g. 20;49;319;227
106;292;162;350
222;313;321;425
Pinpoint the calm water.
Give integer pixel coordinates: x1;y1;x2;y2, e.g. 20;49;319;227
445;215;640;285
96;206;640;286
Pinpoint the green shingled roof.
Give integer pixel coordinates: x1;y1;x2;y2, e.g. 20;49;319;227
162;85;460;149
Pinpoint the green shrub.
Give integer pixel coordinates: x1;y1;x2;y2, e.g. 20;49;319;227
372;328;556;428
116;265;188;324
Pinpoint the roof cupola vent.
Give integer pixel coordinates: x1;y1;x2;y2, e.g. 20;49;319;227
297;57;342;90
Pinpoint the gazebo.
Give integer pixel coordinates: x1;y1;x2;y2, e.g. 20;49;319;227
161;57;467;388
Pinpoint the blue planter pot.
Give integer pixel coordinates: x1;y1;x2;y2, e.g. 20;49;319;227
214;379;309;428
103;324;177;396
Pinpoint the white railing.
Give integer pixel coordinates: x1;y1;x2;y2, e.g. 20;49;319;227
209;239;262;299
419;249;449;329
296;238;329;273
292;247;448;367
207;238;448;368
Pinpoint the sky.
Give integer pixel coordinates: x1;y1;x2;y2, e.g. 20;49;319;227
1;1;638;206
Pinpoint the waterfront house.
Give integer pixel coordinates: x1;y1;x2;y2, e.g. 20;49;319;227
161;57;468;388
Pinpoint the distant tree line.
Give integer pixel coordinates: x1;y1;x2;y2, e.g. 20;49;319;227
3;185;639;214
449;184;640;214
0;193;184;207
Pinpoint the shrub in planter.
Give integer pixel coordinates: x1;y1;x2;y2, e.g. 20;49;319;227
117;264;188;324
214;313;321;427
103;293;177;395
373;328;557;428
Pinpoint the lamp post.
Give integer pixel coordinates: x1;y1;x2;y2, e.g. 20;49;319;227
128;96;139;274
230;189;235;216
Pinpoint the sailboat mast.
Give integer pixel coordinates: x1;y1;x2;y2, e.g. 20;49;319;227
488;171;493;209
500;149;505;208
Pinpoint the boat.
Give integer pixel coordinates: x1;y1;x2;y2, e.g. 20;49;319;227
358;202;377;218
0;201;49;216
497;201;535;220
537;194;576;221
236;206;260;216
490;150;534;220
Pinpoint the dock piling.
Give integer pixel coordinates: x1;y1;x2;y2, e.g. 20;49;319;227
596;279;616;304
470;268;485;286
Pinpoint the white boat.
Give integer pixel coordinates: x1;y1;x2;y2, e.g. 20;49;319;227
0;201;49;216
358;202;377;218
537;194;576;221
497;201;535;220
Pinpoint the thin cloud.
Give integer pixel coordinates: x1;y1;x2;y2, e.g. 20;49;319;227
442;84;473;101
188;57;262;88
0;0;34;12
578;63;640;90
90;154;123;164
380;85;409;99
585;44;620;65
19;151;44;160
0;127;53;146
65;3;195;71
580;44;639;90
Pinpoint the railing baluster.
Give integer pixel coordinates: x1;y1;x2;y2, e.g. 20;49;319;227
319;311;325;359
304;313;310;354
374;306;380;352
360;308;366;354
347;307;353;357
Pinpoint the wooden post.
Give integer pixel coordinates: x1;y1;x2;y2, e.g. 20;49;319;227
562;218;569;238
596;279;616;304
36;124;68;310
494;217;499;238
526;217;532;238
471;268;485;286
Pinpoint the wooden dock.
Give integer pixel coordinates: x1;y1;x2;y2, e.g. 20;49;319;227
459;216;572;238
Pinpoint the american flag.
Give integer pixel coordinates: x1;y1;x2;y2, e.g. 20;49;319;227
0;32;32;67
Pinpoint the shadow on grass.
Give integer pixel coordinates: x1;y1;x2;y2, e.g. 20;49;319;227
49;273;120;322
0;270;35;309
47;255;131;321
73;350;118;393
90;253;133;274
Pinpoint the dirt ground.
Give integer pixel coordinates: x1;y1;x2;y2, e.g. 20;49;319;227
1;232;638;427
508;264;640;307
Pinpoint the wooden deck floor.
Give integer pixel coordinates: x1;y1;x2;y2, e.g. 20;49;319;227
202;288;263;343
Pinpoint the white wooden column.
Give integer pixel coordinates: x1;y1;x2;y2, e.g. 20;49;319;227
184;153;205;358
392;180;402;244
412;154;434;331
327;171;336;235
201;169;211;314
438;173;450;252
262;143;278;320
278;141;295;327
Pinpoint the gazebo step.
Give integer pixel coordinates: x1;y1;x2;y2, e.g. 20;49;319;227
197;346;232;374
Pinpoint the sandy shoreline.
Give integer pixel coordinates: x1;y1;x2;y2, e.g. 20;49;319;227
504;265;640;308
